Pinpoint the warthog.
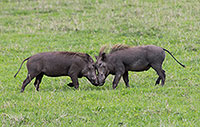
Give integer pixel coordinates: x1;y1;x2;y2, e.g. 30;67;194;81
95;44;185;89
14;52;98;92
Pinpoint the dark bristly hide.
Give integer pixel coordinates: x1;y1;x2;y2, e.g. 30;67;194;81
110;44;130;54
95;44;185;89
14;51;98;92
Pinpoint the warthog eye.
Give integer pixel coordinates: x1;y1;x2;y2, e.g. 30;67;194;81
92;64;97;69
98;63;103;67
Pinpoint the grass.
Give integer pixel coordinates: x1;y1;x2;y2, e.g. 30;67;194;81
0;0;200;126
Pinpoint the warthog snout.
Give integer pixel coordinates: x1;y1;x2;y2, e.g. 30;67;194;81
82;62;99;86
98;73;105;86
90;75;99;86
95;53;109;86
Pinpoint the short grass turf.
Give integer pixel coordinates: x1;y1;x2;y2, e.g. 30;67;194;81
0;0;200;126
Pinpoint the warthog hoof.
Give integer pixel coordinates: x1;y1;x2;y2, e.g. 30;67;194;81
67;83;74;87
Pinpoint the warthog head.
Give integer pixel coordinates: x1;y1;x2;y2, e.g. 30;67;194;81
95;51;109;86
82;54;99;86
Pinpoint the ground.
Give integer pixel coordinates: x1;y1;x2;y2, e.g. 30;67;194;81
0;0;200;126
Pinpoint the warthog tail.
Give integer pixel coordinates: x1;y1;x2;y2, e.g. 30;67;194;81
14;57;30;78
163;48;185;68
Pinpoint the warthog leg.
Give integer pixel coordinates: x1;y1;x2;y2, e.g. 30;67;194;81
123;71;130;87
151;64;166;86
155;77;161;85
21;74;33;92
70;75;79;89
34;73;44;91
112;74;122;89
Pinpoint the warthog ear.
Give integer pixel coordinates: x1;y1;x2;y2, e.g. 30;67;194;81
95;55;98;60
85;53;94;63
101;52;107;61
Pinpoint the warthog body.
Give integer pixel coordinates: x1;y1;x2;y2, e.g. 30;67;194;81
95;45;185;89
14;52;98;92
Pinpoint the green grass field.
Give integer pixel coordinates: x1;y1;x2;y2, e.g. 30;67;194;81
0;0;200;126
